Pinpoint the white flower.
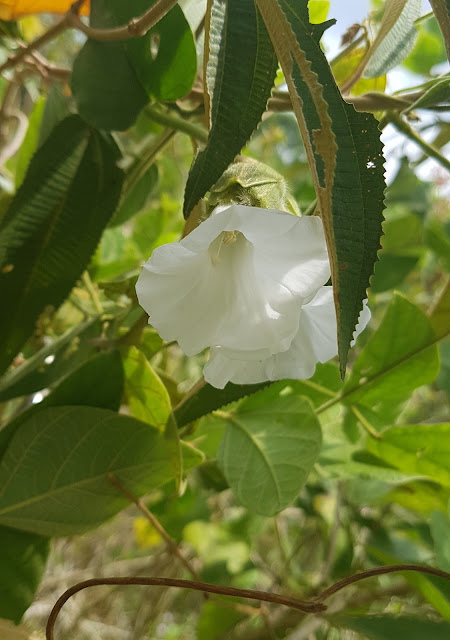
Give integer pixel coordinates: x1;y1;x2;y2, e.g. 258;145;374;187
204;289;371;388
136;204;369;388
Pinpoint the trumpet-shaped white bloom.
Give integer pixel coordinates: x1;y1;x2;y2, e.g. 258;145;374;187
136;204;369;388
204;289;371;388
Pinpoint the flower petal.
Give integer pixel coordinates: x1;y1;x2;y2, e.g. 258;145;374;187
136;204;331;357
204;289;370;388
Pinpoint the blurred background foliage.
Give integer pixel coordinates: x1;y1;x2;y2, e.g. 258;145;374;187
0;0;449;638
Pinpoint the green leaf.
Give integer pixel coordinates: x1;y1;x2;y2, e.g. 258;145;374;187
183;0;278;216
342;294;440;407
38;85;71;147
118;0;197;101
40;351;124;412
308;1;330;24
431;510;450;572
405;77;450;112
334;614;450;640
0;115;123;375
0;525;49;624
110;163;158;227
256;0;385;375
429;0;450;61
0;406;203;536
71;40;148;131
367;423;450;487
429;278;450;341
332;46;387;96
72;0;196;130
0;349;125;463
174;381;272;428
363;0;422;78
371;210;423;293
386;156;432;215
426;218;450;271
122;346;171;431
15;96;45;189
0;317;100;402
371;254;419;293
217;385;322;515
403;18;448;75
197;601;243;640
175;363;341;428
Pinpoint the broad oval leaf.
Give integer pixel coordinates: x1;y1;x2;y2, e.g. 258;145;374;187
0;115;123;375
367;423;450;487
122;346;171;431
0;406;203;536
119;0;197;101
343;293;440;407
0;317;100;402
217;386;322;515
71;40;148;131
256;0;386;376
72;0;196;130
183;0;278;217
0;351;124;464
40;350;124;412
0;525;49;624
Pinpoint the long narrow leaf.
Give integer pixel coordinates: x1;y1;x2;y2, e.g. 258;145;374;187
256;0;385;375
183;0;278;216
0;115;123;374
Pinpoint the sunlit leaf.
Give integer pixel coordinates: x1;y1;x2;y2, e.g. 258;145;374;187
0;406;203;536
332;46;386;96
367;423;450;487
343;294;440;407
122;346;171;431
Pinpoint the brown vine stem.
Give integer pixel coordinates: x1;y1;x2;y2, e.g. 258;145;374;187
45;564;450;639
107;473;200;581
46;577;324;639
0;0;86;75
67;0;179;41
0;0;178;75
313;563;450;602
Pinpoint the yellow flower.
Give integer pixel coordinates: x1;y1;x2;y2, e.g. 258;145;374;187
0;0;89;21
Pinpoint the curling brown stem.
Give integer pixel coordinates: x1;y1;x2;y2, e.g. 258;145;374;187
67;0;179;41
313;563;450;602
46;577;324;639
46;563;450;639
0;0;178;76
0;0;86;75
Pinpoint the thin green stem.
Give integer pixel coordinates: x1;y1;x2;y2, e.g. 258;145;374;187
389;113;450;173
351;406;381;439
302;199;317;216
145;105;208;143
81;272;103;315
330;33;366;66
